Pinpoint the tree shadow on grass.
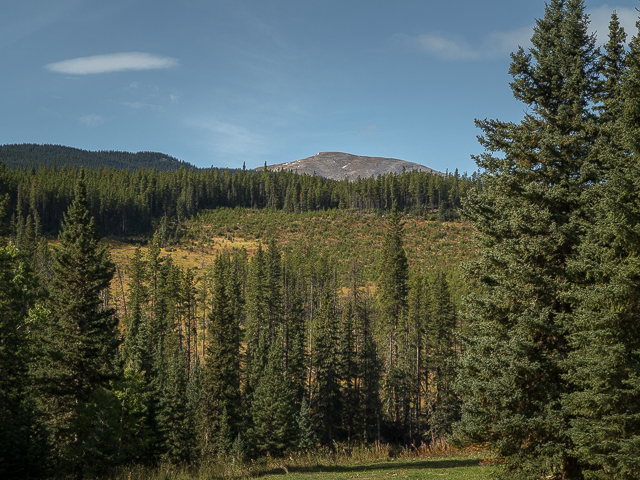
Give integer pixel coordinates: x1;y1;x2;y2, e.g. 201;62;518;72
256;458;480;477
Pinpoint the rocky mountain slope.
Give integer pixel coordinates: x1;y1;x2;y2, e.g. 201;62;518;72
263;152;442;180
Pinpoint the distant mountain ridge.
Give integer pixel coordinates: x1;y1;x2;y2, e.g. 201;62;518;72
0;144;196;171
263;152;442;180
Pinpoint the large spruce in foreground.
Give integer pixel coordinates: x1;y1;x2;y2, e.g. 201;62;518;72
456;1;599;478
41;172;118;475
565;13;640;479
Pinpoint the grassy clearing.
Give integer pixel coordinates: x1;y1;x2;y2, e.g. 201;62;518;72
107;209;476;280
256;458;489;479
101;208;476;318
179;208;475;278
102;449;491;480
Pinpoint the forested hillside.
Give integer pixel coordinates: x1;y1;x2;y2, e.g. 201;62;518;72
0;144;195;171
4;163;473;236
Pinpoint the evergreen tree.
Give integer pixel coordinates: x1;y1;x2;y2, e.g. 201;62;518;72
0;242;50;478
296;397;317;451
146;236;168;344
426;274;458;442
157;349;192;463
377;202;410;439
456;1;599;478
185;356;202;460
248;341;297;457
339;301;358;444
407;271;428;444
311;281;341;446
200;253;241;457
282;251;307;407
111;357;153;464
42;172;119;475
359;292;382;445
564;12;640;479
265;238;283;344
243;244;267;399
595;11;627;124
120;246;150;371
214;406;233;457
116;283;155;465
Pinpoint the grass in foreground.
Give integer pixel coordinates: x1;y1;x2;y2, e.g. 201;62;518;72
108;457;489;480
257;457;489;479
102;446;491;480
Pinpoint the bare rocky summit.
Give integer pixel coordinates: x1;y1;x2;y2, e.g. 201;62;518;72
263;152;442;181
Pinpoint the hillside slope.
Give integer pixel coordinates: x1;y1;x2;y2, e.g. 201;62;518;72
263;151;442;180
0;143;196;171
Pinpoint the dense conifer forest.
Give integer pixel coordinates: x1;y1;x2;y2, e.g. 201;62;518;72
4;161;471;236
0;144;194;172
0;170;465;478
4;1;640;479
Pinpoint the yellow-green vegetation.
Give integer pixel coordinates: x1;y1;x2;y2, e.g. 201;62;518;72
105;208;474;312
180;208;474;271
172;208;473;296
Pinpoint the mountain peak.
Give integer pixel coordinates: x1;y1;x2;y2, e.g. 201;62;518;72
264;152;441;180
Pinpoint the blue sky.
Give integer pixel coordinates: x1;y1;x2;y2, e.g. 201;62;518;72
2;1;638;173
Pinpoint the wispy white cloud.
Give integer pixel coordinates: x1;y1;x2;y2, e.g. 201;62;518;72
391;25;533;61
393;5;639;61
170;93;181;104
120;101;163;111
79;114;104;127
355;124;378;139
45;52;178;75
588;6;637;44
186;117;267;159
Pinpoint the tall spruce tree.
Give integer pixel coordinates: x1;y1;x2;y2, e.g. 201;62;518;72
282;251;307;407
456;1;599;478
377;202;410;440
311;279;341;446
243;244;267;400
594;11;627;124
42;172;119;475
339;301;358;444
426;273;458;442
248;340;297;457
359;291;382;445
564;12;640;479
407;271;428;444
185;356;202;460
157;349;192;463
120;246;150;371
200;253;241;457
